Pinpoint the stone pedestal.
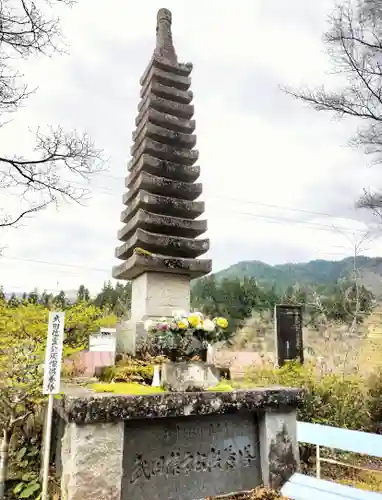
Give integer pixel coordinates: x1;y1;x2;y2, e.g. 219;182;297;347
52;385;303;500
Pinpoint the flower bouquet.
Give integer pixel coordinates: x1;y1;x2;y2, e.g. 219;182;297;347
143;311;228;362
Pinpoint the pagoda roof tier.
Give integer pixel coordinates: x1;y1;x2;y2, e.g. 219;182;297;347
135;108;195;135
130;137;198;167
140;80;193;104
115;228;209;260
128;154;200;183
137;94;194;122
140;54;192;87
132;121;197;151
117;209;207;242
112;251;212;281
113;9;211;283
121;191;204;223
124;171;202;203
141;66;191;93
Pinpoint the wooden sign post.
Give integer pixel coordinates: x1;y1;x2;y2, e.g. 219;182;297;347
41;312;65;500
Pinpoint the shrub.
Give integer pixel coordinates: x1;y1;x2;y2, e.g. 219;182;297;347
367;368;382;433
243;362;375;431
98;356;156;385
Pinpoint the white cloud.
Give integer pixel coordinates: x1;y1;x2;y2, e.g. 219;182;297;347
0;0;380;295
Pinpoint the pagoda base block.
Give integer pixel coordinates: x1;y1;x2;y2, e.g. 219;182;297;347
112;252;211;280
131;271;191;322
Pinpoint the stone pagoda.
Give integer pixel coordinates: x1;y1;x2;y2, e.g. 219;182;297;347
113;8;212;352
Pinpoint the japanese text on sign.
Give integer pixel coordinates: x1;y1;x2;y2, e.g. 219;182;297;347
43;312;65;395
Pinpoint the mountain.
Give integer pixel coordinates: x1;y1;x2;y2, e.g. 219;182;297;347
213;256;382;293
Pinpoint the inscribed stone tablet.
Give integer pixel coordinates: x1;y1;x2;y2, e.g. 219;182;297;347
274;305;304;366
121;413;261;500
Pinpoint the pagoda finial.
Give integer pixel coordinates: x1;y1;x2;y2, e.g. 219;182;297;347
155;8;177;62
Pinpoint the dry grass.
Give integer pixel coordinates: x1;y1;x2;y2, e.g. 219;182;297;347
226;307;382;377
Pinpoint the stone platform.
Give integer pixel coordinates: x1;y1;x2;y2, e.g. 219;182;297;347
52;385;303;500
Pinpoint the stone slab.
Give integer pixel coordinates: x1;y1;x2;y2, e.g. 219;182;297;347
53;386;304;424
112;251;212;280
121;413;261;500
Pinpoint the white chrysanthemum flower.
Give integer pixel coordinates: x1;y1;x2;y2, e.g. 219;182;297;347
202;319;215;332
144;319;154;331
172;310;187;321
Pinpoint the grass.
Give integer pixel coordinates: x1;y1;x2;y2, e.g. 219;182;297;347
89;382;165;395
207;381;234;392
90;380;235;394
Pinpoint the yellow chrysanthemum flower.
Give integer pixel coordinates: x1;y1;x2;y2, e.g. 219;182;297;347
188;314;201;328
215;317;228;329
177;320;188;329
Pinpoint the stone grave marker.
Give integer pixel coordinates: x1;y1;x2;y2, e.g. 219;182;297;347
274;304;304;366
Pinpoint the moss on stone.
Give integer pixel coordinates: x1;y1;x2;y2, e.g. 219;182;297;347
134;247;153;256
207;382;234;392
89;382;165;395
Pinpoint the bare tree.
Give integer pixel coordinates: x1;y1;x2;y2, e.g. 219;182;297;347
0;0;103;228
306;229;374;375
283;0;382;214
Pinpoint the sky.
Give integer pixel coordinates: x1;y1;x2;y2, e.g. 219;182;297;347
1;0;382;295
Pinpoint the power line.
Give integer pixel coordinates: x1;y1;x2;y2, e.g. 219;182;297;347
0;248;368;278
1;255;111;273
69;174;363;222
43;177;370;235
5;167;367;233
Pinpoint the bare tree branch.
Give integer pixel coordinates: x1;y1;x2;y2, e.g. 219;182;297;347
283;0;382;216
0;0;105;229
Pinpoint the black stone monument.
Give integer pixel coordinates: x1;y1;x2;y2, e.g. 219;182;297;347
274;304;304;366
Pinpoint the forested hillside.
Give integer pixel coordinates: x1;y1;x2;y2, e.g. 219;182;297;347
213;256;382;292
